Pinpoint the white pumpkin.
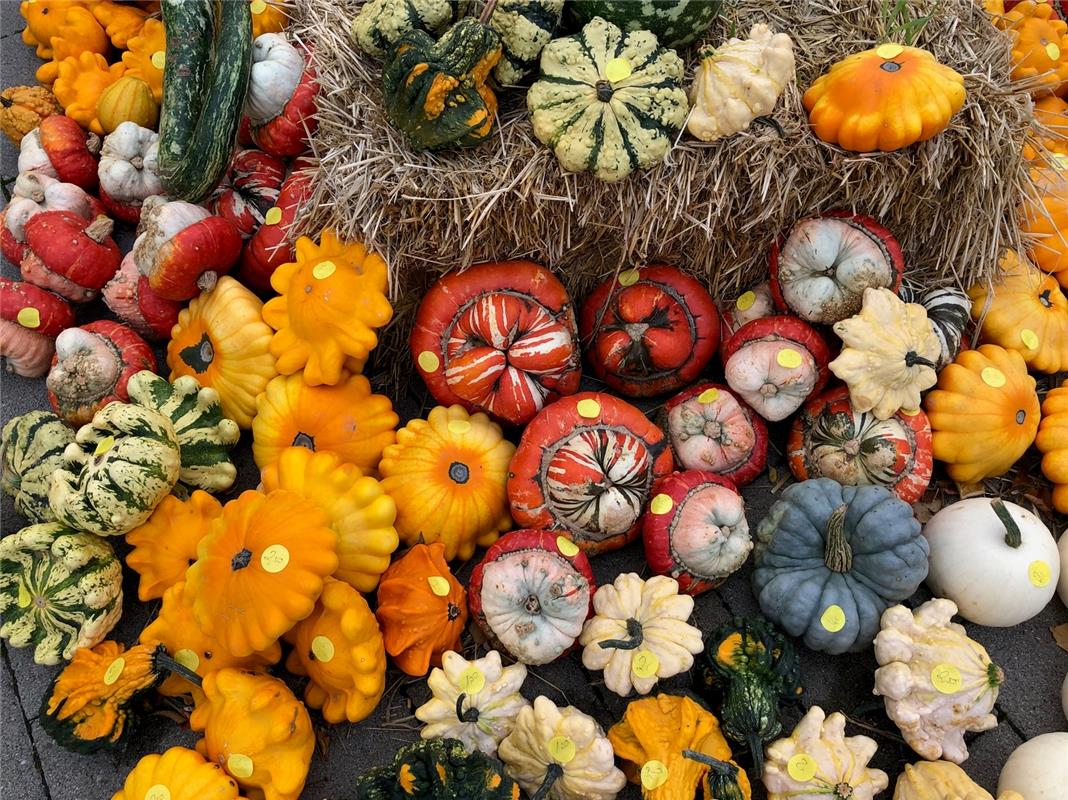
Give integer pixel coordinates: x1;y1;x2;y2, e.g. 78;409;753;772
98;122;162;215
245;33;304;124
1062;672;1068;724
1058;529;1067;607
688;24;795;142
720;282;776;344
414;649;531;756
4;172;97;242
873;599;1003;764
998;732;1068;800
924;498;1060;627
578;573;703;697
498;695;626;800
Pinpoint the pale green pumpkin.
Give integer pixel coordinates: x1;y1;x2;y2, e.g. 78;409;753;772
1;411;75;524
351;0;473;56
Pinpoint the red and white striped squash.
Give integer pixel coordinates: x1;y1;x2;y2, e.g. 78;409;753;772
210;149;286;240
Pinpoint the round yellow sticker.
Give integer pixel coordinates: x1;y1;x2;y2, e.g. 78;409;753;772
260;544;290;573
459;667;486;695
556;536;580;557
264;206;283;225
1021;329;1040;350
697;387;720;404
1029;560;1052;588
930;663;963;694
820;604;846;633
632;650;659;678
787;753;817;782
250;0;268;14
144;785;172;800
618;268;640;286
548;736;576;765
174;649;200;672
311;635;335;663
641;760;669;790
418;350;440;373
876;43;905;59
17;584;31;608
981;367;1006;388
604;57;633;83
736;291;756;311
150;50;166;70
427;576;451;596
1048;42;1062;61
227;754;254;779
104;657;125;686
312;260;336;280
94;436;116;457
16;307;40;329
448;419;472;435
777;348;803;369
576;398;601;419
650;494;674;515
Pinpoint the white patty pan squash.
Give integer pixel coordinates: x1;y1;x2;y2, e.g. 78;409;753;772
527;16;688;183
414;649;531;756
579;572;704;697
998;732;1068;800
874;599;1003;764
498;695;626;800
688;24;795;142
894;761;1023;800
764;705;889;800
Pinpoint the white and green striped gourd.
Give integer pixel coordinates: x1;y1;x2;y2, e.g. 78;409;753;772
352;0;473;57
1;411;75;524
488;0;564;84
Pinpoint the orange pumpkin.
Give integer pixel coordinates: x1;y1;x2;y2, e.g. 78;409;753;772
1024;95;1068;161
113;746;242;800
1022;166;1068;285
375;543;468;677
1037;384;1068;512
251;0;291;38
998;0;1068;95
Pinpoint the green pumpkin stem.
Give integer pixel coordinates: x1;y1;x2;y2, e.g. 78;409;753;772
683;750;747;800
597;617;644;650
455;692;480;723
990;499;1022;548
987;660;1005;689
532;763;563;800
824;504;853;572
153;645;203;688
904;350;936;370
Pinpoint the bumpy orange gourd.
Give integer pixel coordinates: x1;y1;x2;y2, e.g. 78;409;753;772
284;578;387;723
376;543;468;677
262;229;393;386
923;345;1040;484
112;746;242;800
998;0;1068;95
0;85;61;144
803;44;965;152
122;18;166;102
259;447;398;593
968;249;1068;373
251;0;291;38
92;0;149;48
21;0;106;61
185;489;338;657
379;405;514;561
1037;384;1068;513
190;669;314;800
1021;166;1068;284
252;373;398;473
1024;95;1068;161
52;52;126;135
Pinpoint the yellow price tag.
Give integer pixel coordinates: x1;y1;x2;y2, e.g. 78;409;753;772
777;348;802;369
649;494;674;515
576;398;601;419
787;753;817;782
1029;560;1052;588
930;663;963;694
641;760;669;789
736;291;756;311
1048;42;1062;61
556;536;580;557
94;436;116;457
604;57;633;83
876;43;905;59
150;50;166;70
632;650;659;678
899;407;920;416
981;367;1006;388
260;544;290;573
250;0;268;14
618;268;640;286
427;576;451;596
227;754;254;779
418;350;440;373
448;419;472;435
459;667;486;695
16;307;40;329
264;206;283;225
104;657;125;686
820;604;846;633
312;260;336;280
144;785;172;800
17;584;31;608
174;649;200;671
697;387;720;404
548;736;576;765
1021;329;1040;350
311;635;335;663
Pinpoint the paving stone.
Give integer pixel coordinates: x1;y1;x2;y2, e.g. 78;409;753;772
1;644;49;800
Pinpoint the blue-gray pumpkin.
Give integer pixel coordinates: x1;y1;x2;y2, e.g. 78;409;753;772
752;477;928;654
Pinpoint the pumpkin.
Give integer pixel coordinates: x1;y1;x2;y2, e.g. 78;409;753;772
284;577;386;723
469;529;596;665
999;0;1068;95
18;114;100;191
354;737;521;800
579;264;721;398
1061;530;1068;606
487;0;564;84
968;249;1068;373
210;148;286;239
664;383;768;486
719;283;776;357
122;18;166;102
252;373;398;473
787;386;934;504
565;0;721;49
803;44;966;152
608;693;752;800
49;403;181;537
923;497;1060;626
92;0;149;48
874;598;1004;764
764;706;890;800
0;85;61;145
20;211;121;304
382;17;503;150
112;746;242;800
752;477;929;654
579;573;704;697
528;16;688;182
0;279;75;379
722;316;830;422
3;173;105;265
1020;166;1068;282
245;34;319;158
0;522;122;665
900;286;972;371
895;761;1023;800
186;489;338;657
96;76;158;134
46;321;156;427
103;253;182;340
642;470;752;595
411;261;582;425
251;0;291;37
126;491;223;601
1024;95;1068;162
701;617;803;773
923;345;1040;483
190;669;315;800
379;405;513;561
140;581;282;697
415;649;531;755
1037;384;1068;512
376;542;468;677
351;0;469;57
237;158;313;292
263;229;392;385
97;122;164;224
53;52;127;135
260;446;398;593
20;0;104;60
508;392;673;553
688;24;795;142
998;733;1068;800
830;288;940;420
1;411;74;523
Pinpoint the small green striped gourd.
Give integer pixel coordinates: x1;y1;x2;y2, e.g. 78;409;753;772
0;524;123;665
488;0;564;84
125;371;240;493
49;403;181;537
566;0;722;48
352;0;473;57
1;411;75;524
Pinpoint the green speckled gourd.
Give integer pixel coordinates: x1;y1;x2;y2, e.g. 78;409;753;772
527;16;688;182
752;477;929;655
0;524;123;665
566;0;722;48
382;18;503;150
1;411;75;523
125;371;240;493
488;0;564;84
352;0;473;57
48;403;181;537
355;737;520;799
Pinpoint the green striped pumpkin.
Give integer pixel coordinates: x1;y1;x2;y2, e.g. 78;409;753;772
488;0;564;84
126;371;240;493
48;404;181;537
527;16;688;182
566;0;722;48
1;411;75;524
0;524;123;665
352;0;473;57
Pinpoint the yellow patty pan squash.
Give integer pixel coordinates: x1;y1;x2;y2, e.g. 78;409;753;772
251;0;291;38
998;0;1068;95
21;1;101;59
122;18;166;102
894;760;1024;800
112;746;242;800
92;0;149;49
52;52;126;135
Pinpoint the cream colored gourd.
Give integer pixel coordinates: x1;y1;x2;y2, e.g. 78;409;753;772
874;599;1003;764
764;706;889;800
1059;529;1068;606
830;288;940;419
688;24;795;142
498;695;626;800
245;33;304;124
414;649;531;756
894;761;1023;800
578;573;704;697
998;733;1068;800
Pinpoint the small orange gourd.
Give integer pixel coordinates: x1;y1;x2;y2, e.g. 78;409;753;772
52;52;126;135
1037;384;1068;513
998;0;1068;95
92;0;149;48
251;0;291;38
1021;166;1068;284
0;85;61;144
1024;95;1068;161
122;18;166;102
113;746;242;800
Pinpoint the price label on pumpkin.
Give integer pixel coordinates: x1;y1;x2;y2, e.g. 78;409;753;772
899;407;920;416
697;387;720;404
930;663;963;694
641;760;669;790
1021;329;1040;350
427;576;451;596
1049;42;1063;61
736;291;756;311
174;649;200;671
777;348;802;369
448;419;472;435
618;268;640;286
104;657;125;686
150;50;166;70
548;736;576;765
981;367;1006;388
418;351;440;373
1056;154;1068;170
556;536;580;557
264;206;283;225
1029;560;1052;588
577;398;601;419
250;0;268;14
311;635;335;663
312;260;336;280
459;667;486;695
820;604;846;633
650;494;674;515
145;785;172;800
787;753;817;782
16;307;40;329
605;57;633;83
876;43;905;59
17;584;31;608
260;544;290;573
94;436;116;457
227;754;255;779
632;650;659;678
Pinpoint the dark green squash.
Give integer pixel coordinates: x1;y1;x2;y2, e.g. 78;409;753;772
352;0;473;57
355;737;520;799
565;0;722;48
487;0;564;84
1;411;74;523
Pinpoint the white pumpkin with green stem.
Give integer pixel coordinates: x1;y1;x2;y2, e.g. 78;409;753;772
578;572;703;697
415;649;531;756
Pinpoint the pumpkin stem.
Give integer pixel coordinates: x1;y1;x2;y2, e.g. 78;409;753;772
684;750;747;800
197;270;218;294
231;548;253;570
478;0;499;23
595;80;614;102
834;782;856;799
904;350;936;370
823;504;853;572
455;692;480;723
531;764;563;800
598;617;644;650
85;132;101;156
152;645;203;688
0;96;12;108
990;498;1022;548
752;115;785;137
681;750;736;773
987;661;1005;690
85;216;114;243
